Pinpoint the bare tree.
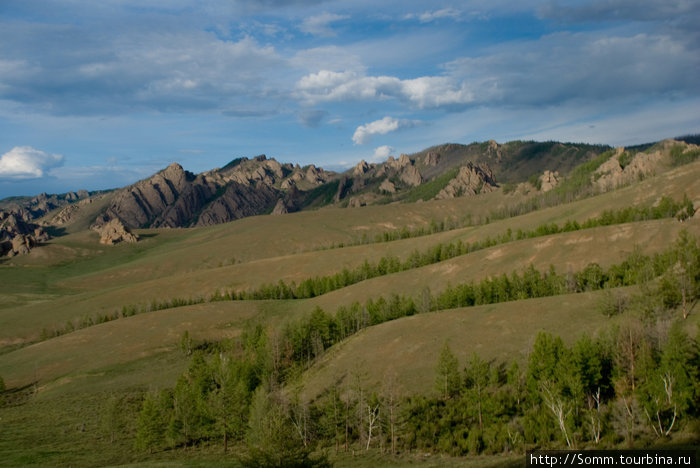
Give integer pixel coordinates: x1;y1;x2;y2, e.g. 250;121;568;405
644;371;678;438
586;388;602;445
365;394;381;451
541;381;573;448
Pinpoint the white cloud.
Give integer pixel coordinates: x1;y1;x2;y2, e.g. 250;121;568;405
372;145;394;161
353;116;421;144
299;13;349;37
296;70;474;109
0;146;64;179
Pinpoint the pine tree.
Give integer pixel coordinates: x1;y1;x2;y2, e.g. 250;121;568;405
435;342;461;399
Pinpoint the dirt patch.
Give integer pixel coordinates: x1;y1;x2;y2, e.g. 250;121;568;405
564;236;593;245
486;248;503;260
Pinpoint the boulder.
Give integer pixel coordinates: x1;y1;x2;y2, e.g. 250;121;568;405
539;170;560;192
379;179;396;194
92;218;139;245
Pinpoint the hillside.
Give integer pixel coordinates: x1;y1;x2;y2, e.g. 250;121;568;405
0;138;699;466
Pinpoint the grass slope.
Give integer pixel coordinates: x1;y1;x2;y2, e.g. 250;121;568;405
1;161;698;346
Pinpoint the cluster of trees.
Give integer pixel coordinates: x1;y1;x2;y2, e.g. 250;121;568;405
405;321;698;455
132;232;699;460
132;319;700;460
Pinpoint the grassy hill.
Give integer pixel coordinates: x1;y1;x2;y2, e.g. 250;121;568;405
0;143;699;466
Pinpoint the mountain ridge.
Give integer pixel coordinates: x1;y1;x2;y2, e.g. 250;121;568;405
1;137;699;258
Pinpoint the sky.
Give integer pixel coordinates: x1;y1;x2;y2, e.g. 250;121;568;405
0;0;699;198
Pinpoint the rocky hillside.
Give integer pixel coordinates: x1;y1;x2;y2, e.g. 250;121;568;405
1;137;698;257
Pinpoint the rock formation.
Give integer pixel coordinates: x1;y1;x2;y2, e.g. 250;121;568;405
92;156;333;229
271;199;288;215
0;210;50;257
424;152;440;166
593;146;665;191
435;163;498;199
353;160;370;177
539;170;560;192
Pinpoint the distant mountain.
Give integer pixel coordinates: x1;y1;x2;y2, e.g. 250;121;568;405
2;137;699;257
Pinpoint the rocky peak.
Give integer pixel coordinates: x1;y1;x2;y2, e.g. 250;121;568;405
353;160;370;177
398;154;411;167
100;162;194;228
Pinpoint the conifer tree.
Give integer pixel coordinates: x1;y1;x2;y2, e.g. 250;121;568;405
435;341;461;399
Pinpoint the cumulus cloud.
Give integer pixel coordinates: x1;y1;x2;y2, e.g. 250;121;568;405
352;116;420;144
372;145;394;161
299;13;349;37
0;146;64;179
296;70;474;109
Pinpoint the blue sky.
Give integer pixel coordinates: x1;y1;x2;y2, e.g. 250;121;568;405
1;0;699;198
